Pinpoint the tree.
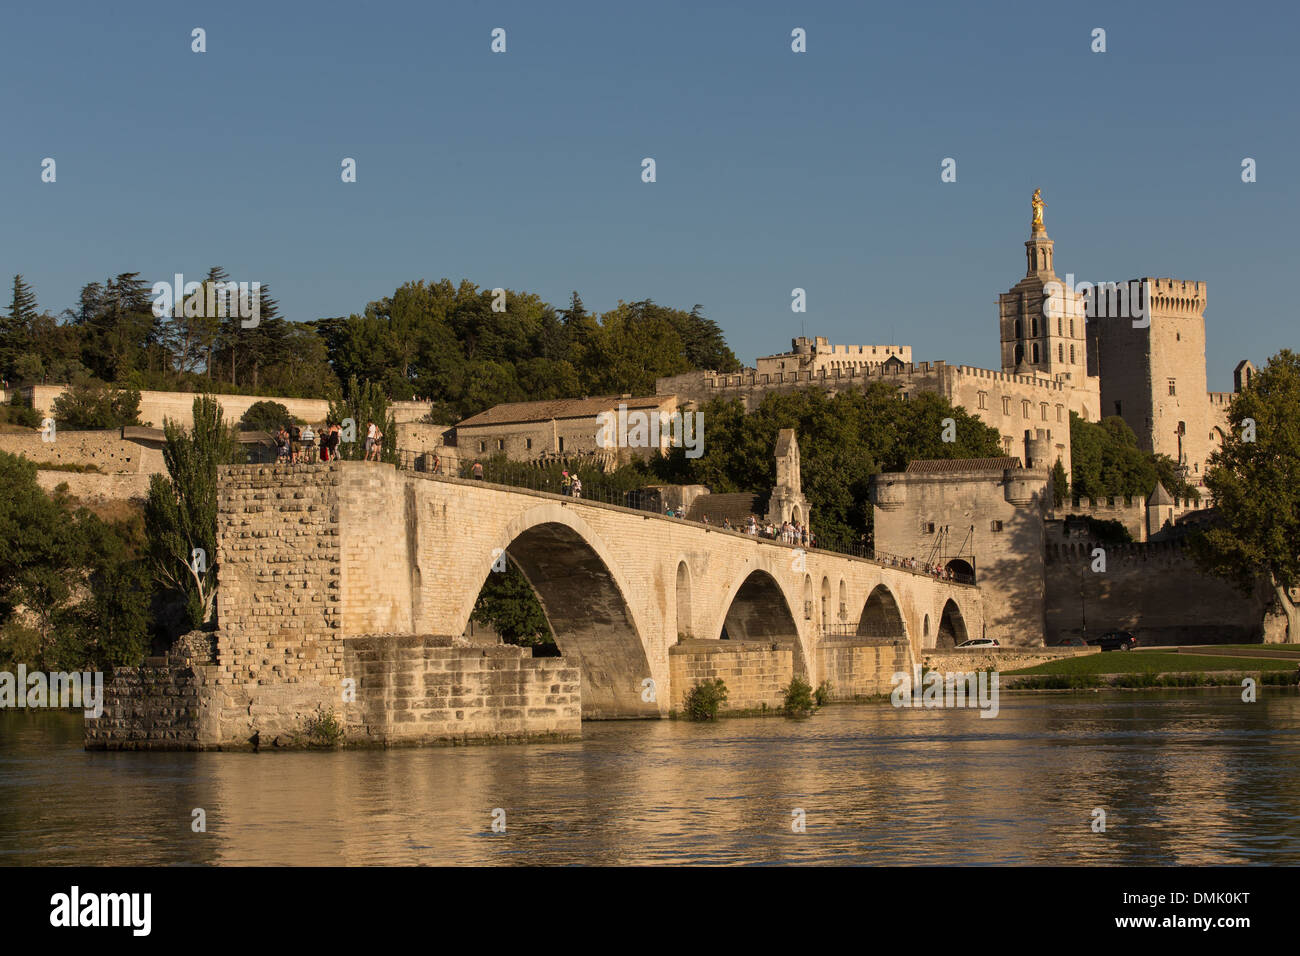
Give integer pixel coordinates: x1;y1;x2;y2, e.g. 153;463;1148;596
240;400;292;432
1191;350;1300;642
470;564;552;645
1051;459;1069;508
0;275;38;380
52;377;142;429
328;375;396;462
0;452;149;671
1069;412;1198;502
144;396;236;629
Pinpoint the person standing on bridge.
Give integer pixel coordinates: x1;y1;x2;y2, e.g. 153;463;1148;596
561;471;572;495
571;475;582;499
472;461;484;480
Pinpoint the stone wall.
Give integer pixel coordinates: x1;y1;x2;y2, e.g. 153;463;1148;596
821;638;912;698
0;430;162;473
19;385;435;429
85;663;202;750
669;640;793;712
36;471;153;501
215;464;344;686
920;646;1097;673
1044;540;1269;645
344;636;579;744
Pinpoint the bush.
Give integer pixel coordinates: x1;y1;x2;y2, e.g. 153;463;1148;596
304;706;344;746
684;678;728;720
52;378;141;429
239;400;291;433
813;680;833;706
783;677;815;716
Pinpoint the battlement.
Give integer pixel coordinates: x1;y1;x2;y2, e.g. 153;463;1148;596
1139;277;1207;315
1208;391;1234;406
954;365;1067;392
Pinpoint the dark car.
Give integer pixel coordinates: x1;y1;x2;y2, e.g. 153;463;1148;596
1053;636;1088;647
1088;630;1137;651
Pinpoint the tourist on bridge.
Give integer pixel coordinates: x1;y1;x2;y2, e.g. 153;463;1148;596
571;476;582;499
275;426;290;463
472;461;484;480
561;471;572;495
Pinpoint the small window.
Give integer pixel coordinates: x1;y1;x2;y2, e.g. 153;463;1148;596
1031;317;1039;336
1056;405;1063;422
1002;435;1013;452
1022;400;1031;419
1168;379;1177;396
1058;344;1064;362
1002;396;1011;415
1070;344;1076;363
478;440;486;453
990;520;1004;532
1069;319;1074;336
558;437;565;452
926;522;936;534
1041;403;1049;421
978;391;987;409
1032;343;1040;363
496;438;504;451
525;438;533;450
1115;400;1123;416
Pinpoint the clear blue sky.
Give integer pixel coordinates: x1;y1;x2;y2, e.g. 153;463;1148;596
3;0;1295;391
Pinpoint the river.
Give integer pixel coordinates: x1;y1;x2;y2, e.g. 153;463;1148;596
3;690;1299;865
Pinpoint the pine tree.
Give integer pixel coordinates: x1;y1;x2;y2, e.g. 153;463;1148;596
0;275;37;381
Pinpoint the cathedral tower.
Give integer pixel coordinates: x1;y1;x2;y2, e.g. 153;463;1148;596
998;189;1089;387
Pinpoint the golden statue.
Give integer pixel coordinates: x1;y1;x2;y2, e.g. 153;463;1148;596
1031;188;1046;229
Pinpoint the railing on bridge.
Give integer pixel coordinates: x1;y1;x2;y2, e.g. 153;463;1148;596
392;448;977;586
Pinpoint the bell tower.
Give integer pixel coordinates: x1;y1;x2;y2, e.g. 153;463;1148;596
998;189;1088;385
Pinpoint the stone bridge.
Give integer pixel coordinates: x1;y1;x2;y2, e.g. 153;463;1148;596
215;462;983;721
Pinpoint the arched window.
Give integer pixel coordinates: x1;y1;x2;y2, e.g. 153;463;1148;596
1070;344;1076;363
1031;317;1039;336
1058;343;1064;362
1014;318;1022;338
1014;343;1024;365
1032;343;1040;362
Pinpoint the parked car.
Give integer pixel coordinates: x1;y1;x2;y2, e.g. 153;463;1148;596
1087;630;1137;651
955;638;1000;648
1053;636;1088;647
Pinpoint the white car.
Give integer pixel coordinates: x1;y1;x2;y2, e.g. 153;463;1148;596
955;638;999;648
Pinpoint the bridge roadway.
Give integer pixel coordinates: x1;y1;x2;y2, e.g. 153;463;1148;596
310;462;983;718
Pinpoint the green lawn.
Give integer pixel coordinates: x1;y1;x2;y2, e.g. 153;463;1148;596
1007;651;1298;677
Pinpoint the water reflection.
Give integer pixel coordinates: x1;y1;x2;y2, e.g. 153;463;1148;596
2;690;1299;865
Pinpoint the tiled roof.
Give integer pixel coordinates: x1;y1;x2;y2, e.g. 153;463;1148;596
455;395;673;429
905;457;1022;474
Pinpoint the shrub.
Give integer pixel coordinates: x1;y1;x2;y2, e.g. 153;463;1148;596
684;678;728;720
52;378;141;429
813;680;833;706
783;677;815;716
239;400;291;433
304;706;344;746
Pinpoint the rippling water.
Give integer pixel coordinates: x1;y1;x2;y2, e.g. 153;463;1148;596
3;690;1299;865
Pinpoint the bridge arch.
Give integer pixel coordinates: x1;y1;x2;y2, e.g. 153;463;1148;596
714;566;811;680
856;584;909;641
675;559;693;640
460;503;657;720
936;598;970;649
